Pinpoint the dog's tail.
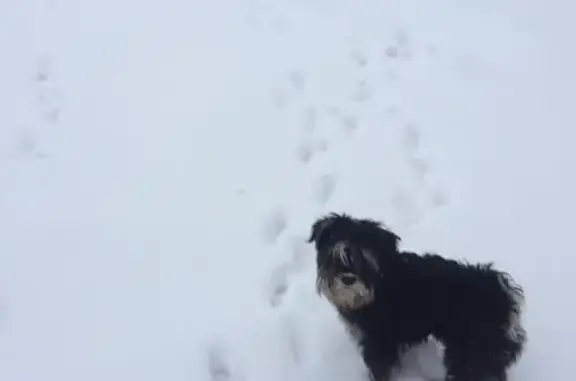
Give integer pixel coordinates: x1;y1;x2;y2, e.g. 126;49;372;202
497;272;527;347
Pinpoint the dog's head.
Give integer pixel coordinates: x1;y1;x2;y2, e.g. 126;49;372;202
308;213;400;311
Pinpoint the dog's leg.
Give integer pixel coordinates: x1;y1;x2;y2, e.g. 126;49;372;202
361;340;400;381
442;340;517;381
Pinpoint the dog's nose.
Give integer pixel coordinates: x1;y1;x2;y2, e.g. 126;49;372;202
340;274;356;286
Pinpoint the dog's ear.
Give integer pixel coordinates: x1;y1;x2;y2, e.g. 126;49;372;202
376;227;400;253
359;218;400;253
308;216;333;243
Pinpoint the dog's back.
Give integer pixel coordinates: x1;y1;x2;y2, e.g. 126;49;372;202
375;252;524;345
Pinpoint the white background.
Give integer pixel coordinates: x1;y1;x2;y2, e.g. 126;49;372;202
1;1;574;380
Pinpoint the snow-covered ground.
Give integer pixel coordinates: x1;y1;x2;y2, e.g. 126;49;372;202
1;0;575;380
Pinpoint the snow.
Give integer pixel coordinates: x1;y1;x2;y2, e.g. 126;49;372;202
1;0;575;380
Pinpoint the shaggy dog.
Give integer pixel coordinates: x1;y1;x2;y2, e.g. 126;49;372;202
308;213;526;381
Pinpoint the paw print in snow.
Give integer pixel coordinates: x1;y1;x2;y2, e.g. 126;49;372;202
295;139;327;165
16;129;48;159
408;157;429;180
327;106;341;118
262;208;288;244
314;174;337;205
268;264;290;308
207;345;232;381
296;144;314;164
34;55;62;124
267;235;311;308
429;190;448;208
353;80;373;103
288;71;306;92
385;105;400;117
402;122;420;153
350;50;368;67
270;88;290;110
384;46;400;59
301;105;317;133
341;115;359;133
391;190;421;228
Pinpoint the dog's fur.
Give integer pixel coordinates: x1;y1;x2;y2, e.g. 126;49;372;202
309;213;526;381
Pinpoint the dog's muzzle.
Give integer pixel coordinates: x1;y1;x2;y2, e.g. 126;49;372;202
316;272;375;311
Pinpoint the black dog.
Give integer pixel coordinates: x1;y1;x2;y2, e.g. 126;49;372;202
308;213;526;381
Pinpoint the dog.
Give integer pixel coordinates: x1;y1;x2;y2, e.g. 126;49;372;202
308;213;526;381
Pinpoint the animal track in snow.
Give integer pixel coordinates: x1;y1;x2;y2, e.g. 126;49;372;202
385;105;400;117
380;29;415;84
269;71;306;110
313;139;328;153
429;190;448;208
408;157;429;180
296;144;314;164
268;264;290;308
262;208;288;244
426;45;438;58
280;315;302;364
16;132;36;154
398;120;450;215
34;55;62;124
352;80;373;103
270;88;290;110
207;344;233;381
10;55;61;159
296;139;328;165
350;49;368;67
295;104;328;164
384;46;400;59
15;129;48;159
266;235;311;308
383;29;412;61
301;105;317;133
326;106;341;118
341;115;359;133
402;122;420;153
391;189;422;228
16;29;64;158
314;173;337;205
288;71;306;92
286;235;310;267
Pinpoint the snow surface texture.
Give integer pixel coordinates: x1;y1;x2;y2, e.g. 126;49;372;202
1;0;575;380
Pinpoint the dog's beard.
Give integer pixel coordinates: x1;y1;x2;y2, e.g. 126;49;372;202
316;273;375;310
315;242;378;310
